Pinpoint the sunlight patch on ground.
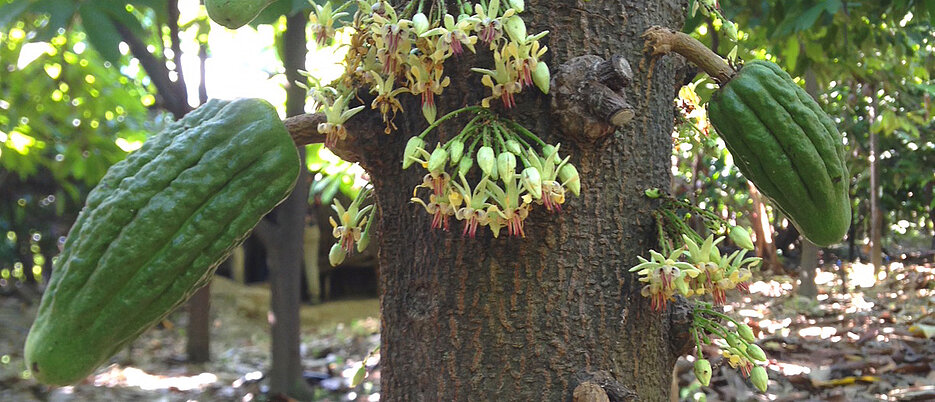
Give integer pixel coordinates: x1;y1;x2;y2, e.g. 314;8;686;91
91;365;218;391
798;326;837;339
749;280;792;297
768;361;811;376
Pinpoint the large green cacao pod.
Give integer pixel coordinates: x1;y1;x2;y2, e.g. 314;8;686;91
708;60;850;247
24;98;300;385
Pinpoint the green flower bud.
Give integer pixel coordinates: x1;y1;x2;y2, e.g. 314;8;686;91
412;12;429;35
503;15;526;42
448;139;465;165
644;188;662;198
694;359;712;386
521;167;542;198
750;366;768;392
497;152;517;180
541;144;561;164
508;0;524;12
730;226;755;250
532;61;550;94
329;243;347;266
477;146;496;177
724;333;740;349
427;144;449;173
458;155;474;177
737;323;756;343
357;218;372;253
558;163;580;196
505;139;523;155
746;344;767;362
402;136;426;169
722;20;738;41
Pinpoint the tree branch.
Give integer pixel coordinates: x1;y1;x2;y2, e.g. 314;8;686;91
111;18;190;117
642;26;735;85
168;0;188;105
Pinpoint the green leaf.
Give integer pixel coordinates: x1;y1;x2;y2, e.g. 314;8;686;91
0;0;30;29
30;0;77;41
78;3;123;65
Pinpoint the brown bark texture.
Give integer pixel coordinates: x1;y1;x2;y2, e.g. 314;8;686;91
333;1;689;400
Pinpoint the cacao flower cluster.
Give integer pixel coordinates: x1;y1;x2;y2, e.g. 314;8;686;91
311;0;550;141
691;305;770;392
629;233;760;311
404;108;579;238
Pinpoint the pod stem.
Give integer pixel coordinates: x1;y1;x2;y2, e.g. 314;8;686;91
641;26;735;85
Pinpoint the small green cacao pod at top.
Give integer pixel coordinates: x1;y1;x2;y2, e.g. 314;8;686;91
402;136;426;169
750;366;768;392
477;146;496;177
205;0;273;29
448;139;465;165
694;359;712;386
24;98;299;385
708;60;850;247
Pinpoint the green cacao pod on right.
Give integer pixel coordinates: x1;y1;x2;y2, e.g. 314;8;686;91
24;98;300;385
205;0;273;29
708;60;850;247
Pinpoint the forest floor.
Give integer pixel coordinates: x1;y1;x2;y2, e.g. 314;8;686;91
1;261;934;401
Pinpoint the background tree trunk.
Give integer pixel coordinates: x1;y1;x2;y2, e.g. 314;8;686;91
866;84;883;273
254;9;313;399
341;1;688;399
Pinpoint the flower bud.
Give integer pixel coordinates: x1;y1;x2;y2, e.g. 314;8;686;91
508;0;524;13
730;226;755;251
477;146;496;177
412;12;429;35
746;344;767;362
427;144;449;173
503;15;526;42
694;359;712;386
750;366;768;392
329;243;347;266
724;333;740;349
558;163;580;196
737;323;756;343
402;136;426;169
448;139;465;165
357;219;372;253
497;152;517;180
521;167;542;199
541;143;561;164
458;155;474;177
532;61;550;94
505;139;523;155
644;188;662;199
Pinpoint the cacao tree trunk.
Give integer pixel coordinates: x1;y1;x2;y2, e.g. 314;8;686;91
341;1;689;399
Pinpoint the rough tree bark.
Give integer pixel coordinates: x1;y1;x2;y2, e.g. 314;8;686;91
290;1;690;399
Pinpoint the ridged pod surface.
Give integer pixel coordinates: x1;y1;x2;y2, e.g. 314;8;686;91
24;98;300;385
708;60;850;246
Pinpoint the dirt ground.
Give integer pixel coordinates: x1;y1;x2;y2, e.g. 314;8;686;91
2;261;935;401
